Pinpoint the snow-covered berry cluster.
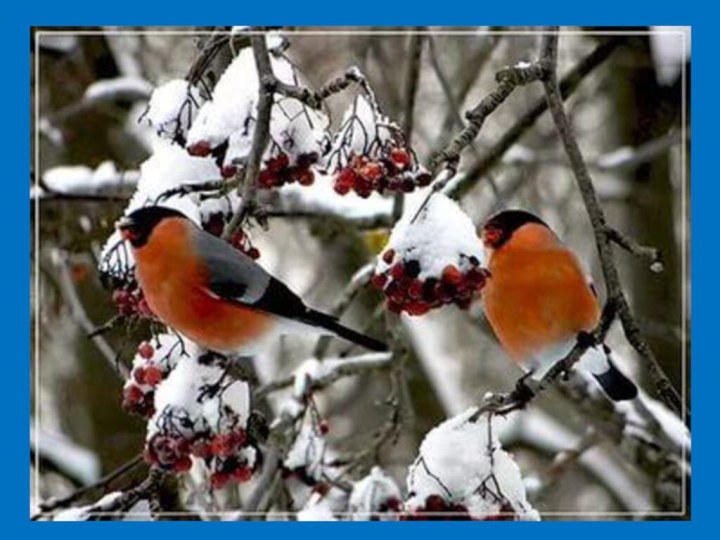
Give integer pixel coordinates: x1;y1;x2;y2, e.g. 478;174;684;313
181;44;328;186
122;335;183;418
348;467;403;520
140;79;206;146
373;194;488;315
144;353;260;489
404;408;539;521
329;96;430;198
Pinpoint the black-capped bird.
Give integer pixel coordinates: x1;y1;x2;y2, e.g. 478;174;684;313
117;206;386;354
479;209;637;401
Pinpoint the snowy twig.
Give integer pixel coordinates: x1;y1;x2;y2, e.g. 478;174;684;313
269;66;378;111
255;352;393;400
605;226;665;272
222;34;275;239
430;61;547;174
448;36;625;199
539;27;685;420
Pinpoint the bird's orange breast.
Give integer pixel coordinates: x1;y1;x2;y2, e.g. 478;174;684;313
133;218;273;353
482;227;600;362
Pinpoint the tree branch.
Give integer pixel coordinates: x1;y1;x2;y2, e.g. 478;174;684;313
539;27;685;420
222;34;275;239
448;36;625;199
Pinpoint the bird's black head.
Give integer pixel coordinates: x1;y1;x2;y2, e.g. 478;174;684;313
117;206;189;248
481;209;549;249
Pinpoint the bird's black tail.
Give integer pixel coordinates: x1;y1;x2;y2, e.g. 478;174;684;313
592;354;638;401
301;309;388;352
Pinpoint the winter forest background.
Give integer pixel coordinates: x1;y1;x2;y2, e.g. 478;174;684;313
30;26;690;521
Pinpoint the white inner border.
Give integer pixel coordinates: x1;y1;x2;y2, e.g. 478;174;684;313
32;27;690;520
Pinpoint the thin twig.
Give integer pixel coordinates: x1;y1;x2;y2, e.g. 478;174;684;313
448;36;625;199
223;33;275;239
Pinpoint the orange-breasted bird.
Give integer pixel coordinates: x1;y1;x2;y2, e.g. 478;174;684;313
117;206;386;354
480;209;637;401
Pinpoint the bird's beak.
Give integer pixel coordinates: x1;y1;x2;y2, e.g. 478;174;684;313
116;216;135;241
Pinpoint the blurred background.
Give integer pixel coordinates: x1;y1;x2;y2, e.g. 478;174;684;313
30;26;690;519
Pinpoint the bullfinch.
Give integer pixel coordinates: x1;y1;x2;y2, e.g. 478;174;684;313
480;209;637;401
117;206;387;354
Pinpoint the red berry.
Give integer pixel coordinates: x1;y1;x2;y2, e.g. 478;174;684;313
387;300;403;313
211;434;235;457
390;148;411;170
246;247;260;260
211;472;229;490
267;153;290;173
174;456;193;473
133;366;147;385
425;495;447;512
416;172;432;186
407;279;424;300
441;265;463;286
406;301;430;316
382;249;396;264
187;141;211;157
190;440;213;459
296;168;315;186
144;365;163;386
385;497;402;512
390;262;405;279
401;179;416;193
232;466;253;483
319;420;329;435
137;298;153;317
123;384;144;405
359;161;384;182
334;181;351;195
138;341;154;360
258;169;276;189
371;273;388;289
221;165;237;179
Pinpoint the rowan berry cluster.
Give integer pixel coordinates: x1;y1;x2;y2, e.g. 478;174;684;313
333;147;431;198
111;286;153;318
122;340;177;418
372;250;488;315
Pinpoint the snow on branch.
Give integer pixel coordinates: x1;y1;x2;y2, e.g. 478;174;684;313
405;409;539;520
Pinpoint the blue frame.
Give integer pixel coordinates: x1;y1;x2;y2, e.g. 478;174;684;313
8;1;708;536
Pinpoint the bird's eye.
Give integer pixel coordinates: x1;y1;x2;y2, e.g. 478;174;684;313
482;227;503;248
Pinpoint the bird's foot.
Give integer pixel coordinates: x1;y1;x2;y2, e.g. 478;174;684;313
576;330;597;349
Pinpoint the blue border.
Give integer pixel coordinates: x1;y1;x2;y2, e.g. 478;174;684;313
7;1;710;537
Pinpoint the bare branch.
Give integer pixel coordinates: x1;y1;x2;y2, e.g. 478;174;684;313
449;36;625;199
539;27;685;419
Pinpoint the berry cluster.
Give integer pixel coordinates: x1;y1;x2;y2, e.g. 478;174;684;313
144;427;256;487
372;250;488;315
122;341;173;418
112;286;153;318
258;152;318;189
402;495;472;521
333;148;431;198
203;212;260;260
